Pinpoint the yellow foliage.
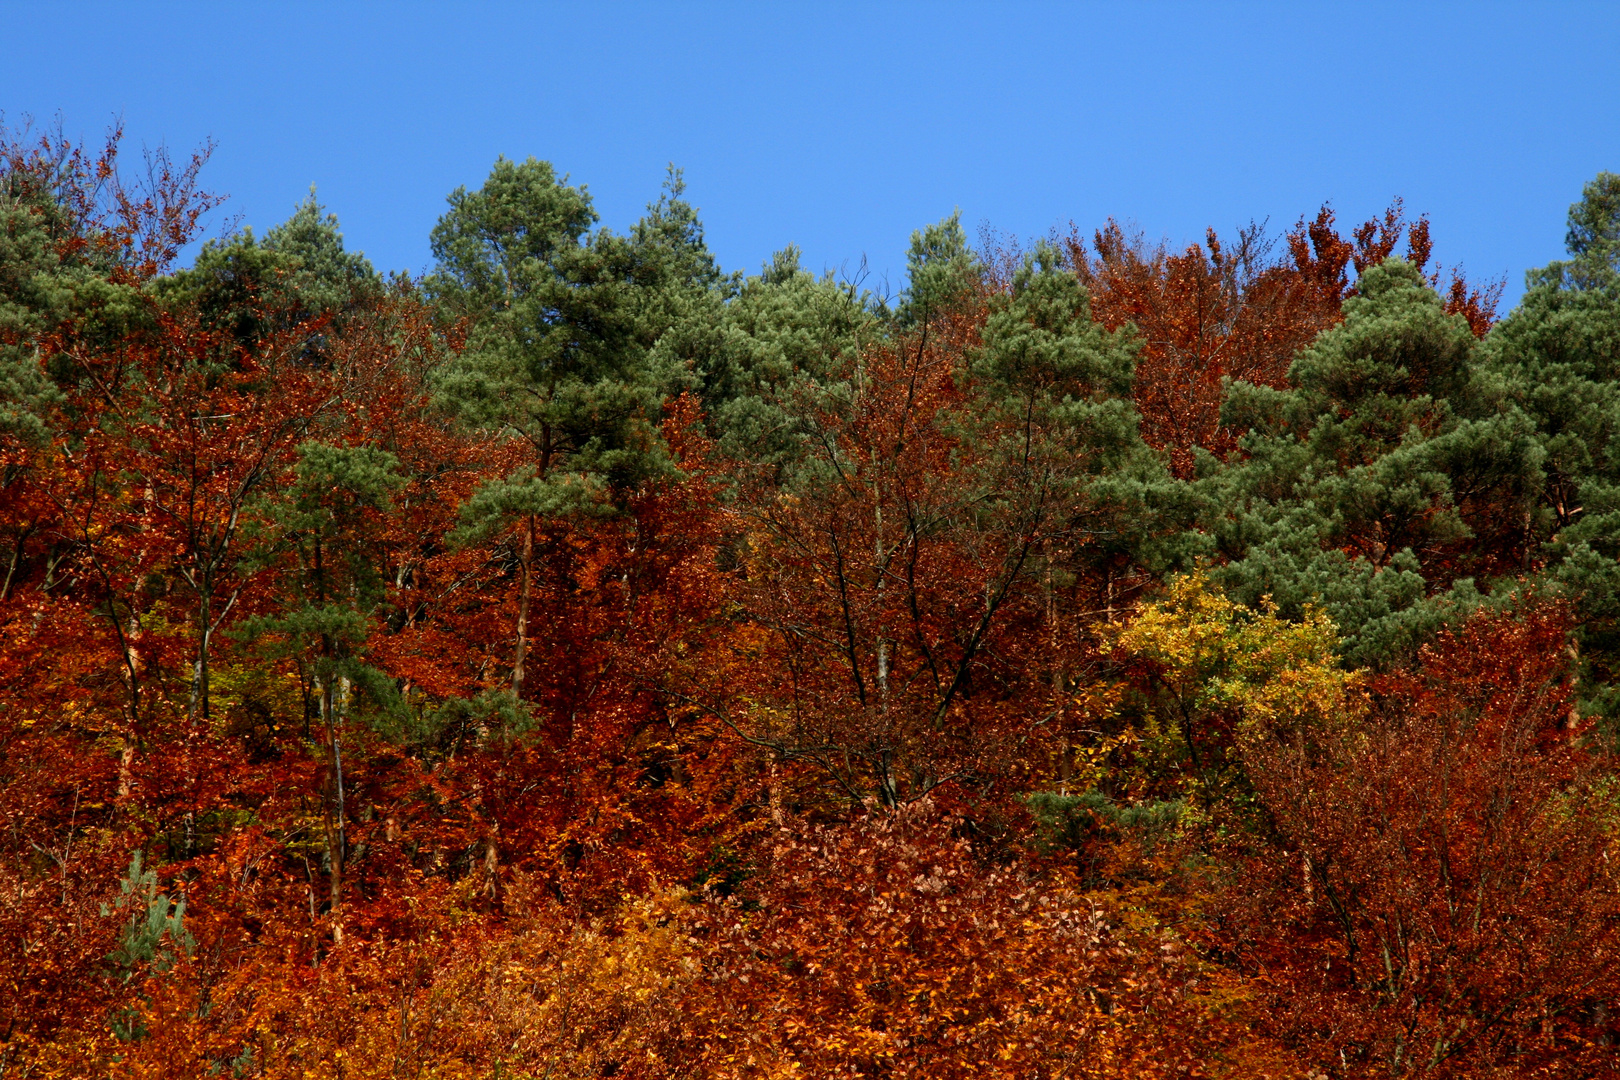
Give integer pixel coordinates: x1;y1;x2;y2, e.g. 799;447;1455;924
1112;572;1363;744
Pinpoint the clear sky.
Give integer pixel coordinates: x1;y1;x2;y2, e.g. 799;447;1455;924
5;2;1617;308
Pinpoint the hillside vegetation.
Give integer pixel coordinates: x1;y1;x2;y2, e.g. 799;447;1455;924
4;123;1620;1077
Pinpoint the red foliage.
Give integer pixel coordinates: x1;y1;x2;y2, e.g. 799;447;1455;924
2;116;225;282
0;138;1601;1080
1227;602;1620;1076
1066;201;1502;476
698;312;1119;813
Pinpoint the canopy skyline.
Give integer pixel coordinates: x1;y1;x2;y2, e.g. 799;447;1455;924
5;2;1617;306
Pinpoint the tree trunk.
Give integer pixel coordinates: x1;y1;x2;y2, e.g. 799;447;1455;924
117;617;142;799
190;590;211;722
320;675;346;943
512;515;534;701
117;721;137;800
1567;640;1582;744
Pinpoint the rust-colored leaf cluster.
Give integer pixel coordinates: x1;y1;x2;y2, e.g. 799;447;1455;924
1064;202;1502;476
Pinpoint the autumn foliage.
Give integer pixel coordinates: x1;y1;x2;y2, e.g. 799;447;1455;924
3;123;1617;1079
1065;201;1503;475
1230;603;1620;1073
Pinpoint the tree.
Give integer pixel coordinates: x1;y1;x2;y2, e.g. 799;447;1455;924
1551;171;1620;290
895;209;981;329
1067;203;1502;477
238;441;406;938
1482;173;1620;723
673;241;878;472
1227;603;1620;1074
703;245;1159;808
155;192;383;361
0;121;231;800
428;158;702;702
1200;258;1531;666
259;189;383;323
1108;572;1361;807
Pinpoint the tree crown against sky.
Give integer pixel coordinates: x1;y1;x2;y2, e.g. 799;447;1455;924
4;4;1613;315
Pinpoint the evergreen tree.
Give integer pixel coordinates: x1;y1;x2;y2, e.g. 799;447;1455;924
896;210;980;329
428;158;722;698
1483;172;1620;718
153;191;382;353
1203;259;1514;666
670;242;878;470
260;189;383;321
0;151;147;441
237;440;406;935
970;242;1172;599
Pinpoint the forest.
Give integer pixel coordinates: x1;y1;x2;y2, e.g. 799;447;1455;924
2;120;1620;1078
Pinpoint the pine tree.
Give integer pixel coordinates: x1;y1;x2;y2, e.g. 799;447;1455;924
428;158;723;699
237;441;406;936
1203;259;1511;666
1484;173;1620;719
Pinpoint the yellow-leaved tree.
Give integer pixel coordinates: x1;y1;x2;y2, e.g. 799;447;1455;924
1111;571;1364;807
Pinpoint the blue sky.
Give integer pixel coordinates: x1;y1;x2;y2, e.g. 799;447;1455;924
5;2;1617;308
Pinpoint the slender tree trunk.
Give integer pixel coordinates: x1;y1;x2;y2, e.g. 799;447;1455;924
0;526;27;601
309;534;344;940
482;821;500;900
321;674;346;943
117;616;142;799
512;515;534;701
117;713;138;799
189;589;211;722
198;624;211;720
1567;640;1582;744
1047;543;1075;788
874;499;888;712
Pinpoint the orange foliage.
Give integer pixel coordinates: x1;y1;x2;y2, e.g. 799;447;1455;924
1066;201;1503;476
